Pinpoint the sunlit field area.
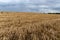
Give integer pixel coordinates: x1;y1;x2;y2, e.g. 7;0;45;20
0;12;60;40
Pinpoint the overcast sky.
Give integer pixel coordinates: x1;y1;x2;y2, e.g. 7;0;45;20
0;0;60;13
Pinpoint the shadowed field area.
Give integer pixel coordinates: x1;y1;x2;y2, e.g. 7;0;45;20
0;12;60;40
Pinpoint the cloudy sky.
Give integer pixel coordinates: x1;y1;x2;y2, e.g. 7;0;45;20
0;0;60;13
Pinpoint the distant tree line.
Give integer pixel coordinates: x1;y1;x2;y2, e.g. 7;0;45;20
48;13;60;14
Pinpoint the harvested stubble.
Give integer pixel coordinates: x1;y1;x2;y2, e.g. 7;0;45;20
0;12;60;40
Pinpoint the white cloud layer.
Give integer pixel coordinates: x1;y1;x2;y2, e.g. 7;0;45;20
0;0;60;13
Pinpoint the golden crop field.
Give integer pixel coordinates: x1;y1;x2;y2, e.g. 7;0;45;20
0;12;60;40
